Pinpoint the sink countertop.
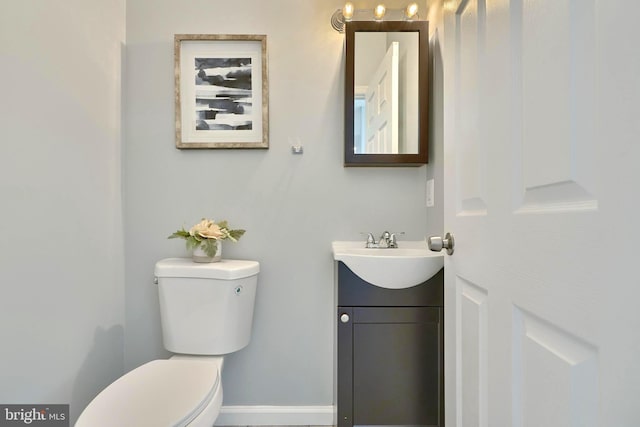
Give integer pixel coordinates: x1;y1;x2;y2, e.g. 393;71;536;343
332;240;444;289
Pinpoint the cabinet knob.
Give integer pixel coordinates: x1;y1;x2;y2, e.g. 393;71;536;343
340;313;350;323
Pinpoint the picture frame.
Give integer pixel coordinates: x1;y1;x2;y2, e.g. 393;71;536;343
174;34;268;149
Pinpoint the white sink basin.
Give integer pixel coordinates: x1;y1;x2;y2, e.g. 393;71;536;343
332;240;444;289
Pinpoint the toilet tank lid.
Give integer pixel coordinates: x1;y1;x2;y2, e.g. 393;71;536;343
155;258;259;280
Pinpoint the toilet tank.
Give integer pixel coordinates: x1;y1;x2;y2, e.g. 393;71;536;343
155;258;259;355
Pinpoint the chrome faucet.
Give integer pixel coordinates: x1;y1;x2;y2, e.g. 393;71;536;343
364;231;400;248
379;231;400;248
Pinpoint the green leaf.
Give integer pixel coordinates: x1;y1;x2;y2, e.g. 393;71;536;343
185;236;201;251
228;229;246;241
168;228;190;239
217;220;229;229
202;239;218;257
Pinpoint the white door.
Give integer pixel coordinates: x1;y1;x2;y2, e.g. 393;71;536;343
365;42;399;154
441;1;640;426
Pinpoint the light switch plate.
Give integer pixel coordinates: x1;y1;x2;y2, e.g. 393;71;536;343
426;179;434;207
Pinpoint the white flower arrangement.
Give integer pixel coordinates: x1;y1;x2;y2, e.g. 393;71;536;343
169;218;245;257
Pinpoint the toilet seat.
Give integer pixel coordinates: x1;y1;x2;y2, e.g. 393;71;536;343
76;358;222;427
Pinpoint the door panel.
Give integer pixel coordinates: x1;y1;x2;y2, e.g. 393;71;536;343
443;0;640;426
456;0;487;215
365;42;399;154
512;307;598;427
353;318;440;426
458;277;488;427
338;305;443;427
516;0;597;213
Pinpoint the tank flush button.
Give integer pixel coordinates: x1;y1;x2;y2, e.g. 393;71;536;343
234;286;243;295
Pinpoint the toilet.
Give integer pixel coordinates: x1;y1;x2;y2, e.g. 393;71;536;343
76;257;259;427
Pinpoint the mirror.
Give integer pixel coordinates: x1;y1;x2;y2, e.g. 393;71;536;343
345;21;429;166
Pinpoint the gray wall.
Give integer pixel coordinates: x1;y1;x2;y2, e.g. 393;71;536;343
124;0;430;407
0;0;126;423
426;1;445;238
0;0;441;418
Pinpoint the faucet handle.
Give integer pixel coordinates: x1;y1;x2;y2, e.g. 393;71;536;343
388;232;405;248
360;232;377;248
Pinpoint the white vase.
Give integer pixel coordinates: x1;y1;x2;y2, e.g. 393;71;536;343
192;241;222;263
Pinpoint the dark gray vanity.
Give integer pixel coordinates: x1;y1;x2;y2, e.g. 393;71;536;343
337;262;444;427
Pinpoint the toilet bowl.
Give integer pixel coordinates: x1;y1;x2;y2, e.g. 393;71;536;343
76;258;259;427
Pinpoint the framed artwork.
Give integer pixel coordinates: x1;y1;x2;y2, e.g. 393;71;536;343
174;34;268;149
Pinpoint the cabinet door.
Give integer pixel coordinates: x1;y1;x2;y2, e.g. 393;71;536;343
338;307;443;427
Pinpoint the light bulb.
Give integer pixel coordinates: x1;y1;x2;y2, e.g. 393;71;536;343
374;4;386;21
342;2;354;21
405;3;418;20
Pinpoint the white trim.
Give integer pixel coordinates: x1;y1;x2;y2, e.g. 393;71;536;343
214;405;335;426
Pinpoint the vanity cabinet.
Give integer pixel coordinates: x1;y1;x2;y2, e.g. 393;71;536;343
337;262;444;427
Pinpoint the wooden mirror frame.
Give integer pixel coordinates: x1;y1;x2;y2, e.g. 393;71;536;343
345;20;429;166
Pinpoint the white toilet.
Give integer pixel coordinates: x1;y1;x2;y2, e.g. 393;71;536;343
76;257;259;427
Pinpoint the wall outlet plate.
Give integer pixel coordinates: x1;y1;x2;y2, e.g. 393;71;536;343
426;179;434;207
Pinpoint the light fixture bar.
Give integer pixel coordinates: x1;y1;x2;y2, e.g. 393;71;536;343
331;3;420;33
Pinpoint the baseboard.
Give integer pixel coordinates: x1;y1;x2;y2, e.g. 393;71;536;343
214;405;336;426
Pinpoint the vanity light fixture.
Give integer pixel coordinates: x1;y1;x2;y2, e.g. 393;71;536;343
373;4;386;21
330;2;420;32
405;3;419;20
343;2;354;21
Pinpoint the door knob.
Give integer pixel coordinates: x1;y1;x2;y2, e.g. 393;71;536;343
428;232;455;255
